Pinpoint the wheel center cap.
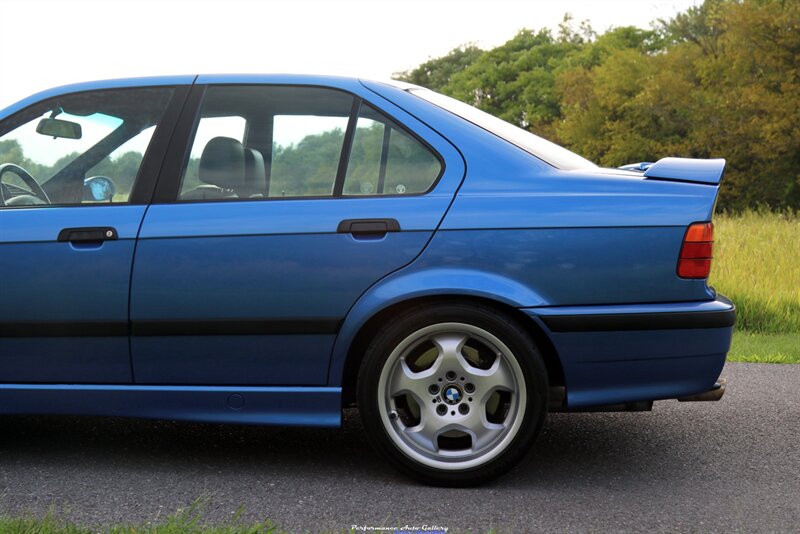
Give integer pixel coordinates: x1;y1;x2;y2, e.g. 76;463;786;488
442;385;462;405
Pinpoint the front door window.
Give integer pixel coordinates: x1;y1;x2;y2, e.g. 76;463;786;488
0;87;173;207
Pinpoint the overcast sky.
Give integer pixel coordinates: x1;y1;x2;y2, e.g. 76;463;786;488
0;0;699;110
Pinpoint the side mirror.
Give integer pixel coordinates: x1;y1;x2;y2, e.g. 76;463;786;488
83;176;116;202
36;117;82;139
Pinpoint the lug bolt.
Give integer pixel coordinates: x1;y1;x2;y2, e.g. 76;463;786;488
459;404;470;415
445;371;457;381
436;404;448;416
389;411;398;420
428;384;439;395
464;383;475;393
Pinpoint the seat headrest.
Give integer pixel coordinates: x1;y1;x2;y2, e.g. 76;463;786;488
199;137;246;190
242;148;267;197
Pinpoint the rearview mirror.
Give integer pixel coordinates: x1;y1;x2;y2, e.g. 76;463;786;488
36;118;82;139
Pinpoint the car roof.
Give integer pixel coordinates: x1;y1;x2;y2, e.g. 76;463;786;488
0;74;398;121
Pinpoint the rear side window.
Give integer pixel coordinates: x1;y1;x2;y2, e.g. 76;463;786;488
178;86;353;201
176;85;441;202
270;114;349;197
181;116;247;195
343;104;442;196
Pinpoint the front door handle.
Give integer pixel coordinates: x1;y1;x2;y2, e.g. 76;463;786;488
337;218;401;236
57;227;118;243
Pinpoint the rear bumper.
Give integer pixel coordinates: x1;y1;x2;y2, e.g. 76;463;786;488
524;295;735;409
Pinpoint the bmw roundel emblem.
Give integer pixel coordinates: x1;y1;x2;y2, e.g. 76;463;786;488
443;386;462;405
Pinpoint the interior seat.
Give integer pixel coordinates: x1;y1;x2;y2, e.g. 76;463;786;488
181;137;247;200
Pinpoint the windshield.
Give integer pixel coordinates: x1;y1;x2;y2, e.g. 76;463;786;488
409;88;596;170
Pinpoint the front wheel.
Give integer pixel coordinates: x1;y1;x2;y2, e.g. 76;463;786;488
357;303;548;486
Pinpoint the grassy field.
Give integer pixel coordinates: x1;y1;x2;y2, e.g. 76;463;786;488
712;210;799;363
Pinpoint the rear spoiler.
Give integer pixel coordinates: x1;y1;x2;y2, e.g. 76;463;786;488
643;157;726;186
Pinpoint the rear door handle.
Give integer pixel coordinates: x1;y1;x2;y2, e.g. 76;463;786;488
337;218;401;236
57;227;118;243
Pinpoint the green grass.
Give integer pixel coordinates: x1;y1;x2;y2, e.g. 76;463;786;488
0;515;463;534
710;210;799;363
712;209;800;334
727;331;800;363
0;503;284;534
0;518;281;533
0;517;284;534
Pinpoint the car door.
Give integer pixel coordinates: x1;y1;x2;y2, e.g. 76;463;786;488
129;78;464;385
0;84;187;383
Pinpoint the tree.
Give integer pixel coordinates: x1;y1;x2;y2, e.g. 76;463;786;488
397;0;799;210
555;27;666;162
395;45;484;93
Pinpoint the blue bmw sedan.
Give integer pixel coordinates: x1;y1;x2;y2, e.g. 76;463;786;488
0;75;735;485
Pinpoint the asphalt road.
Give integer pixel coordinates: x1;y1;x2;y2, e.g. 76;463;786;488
0;362;798;533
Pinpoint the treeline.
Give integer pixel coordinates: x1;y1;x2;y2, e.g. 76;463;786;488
396;0;800;210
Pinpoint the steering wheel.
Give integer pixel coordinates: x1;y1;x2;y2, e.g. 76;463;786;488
0;163;51;207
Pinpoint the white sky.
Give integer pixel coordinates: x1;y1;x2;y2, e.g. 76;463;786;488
0;0;700;111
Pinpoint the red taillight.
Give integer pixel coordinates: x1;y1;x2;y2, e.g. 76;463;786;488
678;222;714;278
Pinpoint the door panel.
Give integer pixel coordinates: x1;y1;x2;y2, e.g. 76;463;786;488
0;206;146;382
0;85;185;383
130;199;443;385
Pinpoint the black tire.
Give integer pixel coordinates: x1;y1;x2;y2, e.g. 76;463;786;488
357;302;549;486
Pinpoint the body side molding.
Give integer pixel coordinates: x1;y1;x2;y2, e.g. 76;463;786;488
0;318;343;338
0;384;342;427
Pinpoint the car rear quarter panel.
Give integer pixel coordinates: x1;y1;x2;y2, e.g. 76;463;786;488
360;79;716;306
335;81;730;407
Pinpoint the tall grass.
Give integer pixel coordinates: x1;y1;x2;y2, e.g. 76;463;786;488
711;209;800;333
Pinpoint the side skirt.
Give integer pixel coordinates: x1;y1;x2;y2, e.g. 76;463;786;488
0;384;342;427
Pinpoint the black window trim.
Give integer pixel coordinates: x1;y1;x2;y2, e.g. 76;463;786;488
376;126;392;195
131;85;192;204
332;97;362;197
152;84;208;204
152;83;446;205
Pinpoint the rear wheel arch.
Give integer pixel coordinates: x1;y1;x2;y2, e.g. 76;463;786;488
340;295;565;407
